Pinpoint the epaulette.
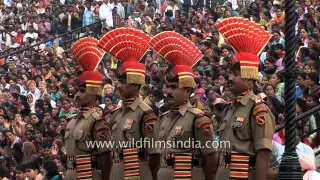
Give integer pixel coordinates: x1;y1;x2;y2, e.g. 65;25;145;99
254;96;264;106
250;95;269;116
188;108;205;118
159;111;170;117
138;101;152;112
66;113;77;120
91;109;101;120
112;105;122;113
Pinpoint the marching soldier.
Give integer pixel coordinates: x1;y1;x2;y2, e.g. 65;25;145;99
214;17;276;180
98;28;160;180
64;38;112;180
148;31;218;180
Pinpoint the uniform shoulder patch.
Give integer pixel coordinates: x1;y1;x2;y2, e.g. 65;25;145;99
256;115;266;125
188;108;205;118
143;111;157;123
196;117;212;129
138;101;153;112
252;107;269;117
196;117;213;136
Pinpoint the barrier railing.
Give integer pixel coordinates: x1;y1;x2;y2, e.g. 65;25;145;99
0;20;102;59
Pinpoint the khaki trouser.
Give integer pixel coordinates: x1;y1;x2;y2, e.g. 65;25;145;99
215;168;257;180
157;167;204;180
110;161;152;180
65;169;102;180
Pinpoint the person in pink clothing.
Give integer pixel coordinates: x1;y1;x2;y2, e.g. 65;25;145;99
299;154;320;180
273;133;284;145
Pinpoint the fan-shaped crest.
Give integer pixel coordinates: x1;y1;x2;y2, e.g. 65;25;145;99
73;45;105;58
98;28;151;62
215;17;271;55
71;37;105;71
148;31;203;67
71;37;99;53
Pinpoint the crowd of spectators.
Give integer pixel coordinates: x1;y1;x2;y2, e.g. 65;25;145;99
0;0;319;179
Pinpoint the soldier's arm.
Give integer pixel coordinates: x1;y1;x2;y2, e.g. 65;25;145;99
149;153;160;180
256;149;272;180
251;104;276;180
195;116;218;180
141;110;160;180
204;152;218;180
93;119;112;180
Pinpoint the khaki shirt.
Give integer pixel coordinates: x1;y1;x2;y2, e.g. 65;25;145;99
64;107;111;156
110;97;159;154
158;102;217;157
217;91;275;155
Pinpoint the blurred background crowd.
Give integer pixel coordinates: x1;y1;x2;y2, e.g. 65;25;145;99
0;0;319;179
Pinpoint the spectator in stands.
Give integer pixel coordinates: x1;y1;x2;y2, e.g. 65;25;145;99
24;161;43;180
15;164;28;180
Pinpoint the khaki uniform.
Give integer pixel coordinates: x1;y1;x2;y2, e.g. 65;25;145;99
157;102;217;180
109;97;159;180
64;107;110;180
215;91;275;180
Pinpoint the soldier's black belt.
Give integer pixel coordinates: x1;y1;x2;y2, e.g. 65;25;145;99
112;149;148;163
218;151;256;180
162;152;201;168
162;152;200;179
67;154;98;171
112;148;142;179
218;151;256;168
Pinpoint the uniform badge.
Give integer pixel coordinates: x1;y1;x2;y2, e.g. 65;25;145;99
256;115;266;125
232;117;245;128
98;132;106;140
145;123;154;132
124;119;134;130
200;126;211;136
174;126;182;136
74;129;83;140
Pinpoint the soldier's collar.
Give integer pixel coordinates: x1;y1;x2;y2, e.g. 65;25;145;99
123;96;138;104
124;97;141;111
82;107;96;119
80;106;93;113
237;90;254;106
177;101;193;116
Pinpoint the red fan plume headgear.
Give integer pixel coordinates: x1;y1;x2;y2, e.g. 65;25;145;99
71;37;105;95
149;31;203;88
98;28;150;85
215;17;272;80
